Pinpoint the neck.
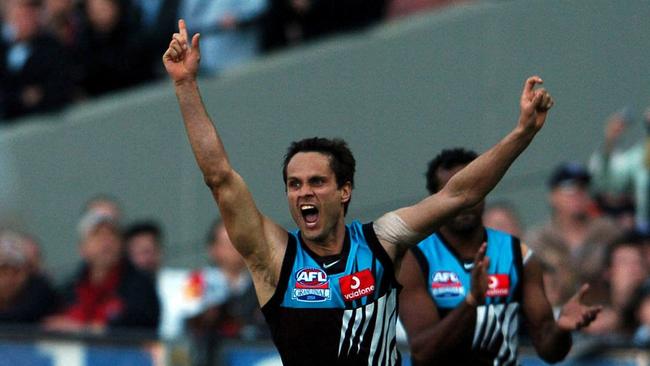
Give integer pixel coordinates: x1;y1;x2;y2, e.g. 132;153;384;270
302;219;346;257
439;225;485;259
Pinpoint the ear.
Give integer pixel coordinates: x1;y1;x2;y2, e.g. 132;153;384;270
340;181;352;204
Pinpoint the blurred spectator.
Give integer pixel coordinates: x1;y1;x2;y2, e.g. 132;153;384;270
75;0;155;97
45;211;160;333
180;0;267;75
262;0;336;51
130;0;180;77
0;0;74;121
589;107;650;232
624;279;650;346
14;230;45;275
185;219;265;366
82;193;122;223
42;0;82;47
525;162;622;307
0;230;58;323
483;200;523;237
261;0;385;52
587;233;649;335
124;220;163;275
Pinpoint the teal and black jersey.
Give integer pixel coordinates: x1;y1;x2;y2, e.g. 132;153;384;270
411;228;524;366
261;220;401;366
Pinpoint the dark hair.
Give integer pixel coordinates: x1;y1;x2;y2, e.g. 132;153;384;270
425;148;478;194
124;220;163;247
282;137;356;214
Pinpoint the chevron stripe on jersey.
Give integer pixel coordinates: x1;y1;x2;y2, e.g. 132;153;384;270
412;228;523;366
262;221;401;366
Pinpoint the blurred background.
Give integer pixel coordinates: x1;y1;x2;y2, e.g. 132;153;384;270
1;0;650;364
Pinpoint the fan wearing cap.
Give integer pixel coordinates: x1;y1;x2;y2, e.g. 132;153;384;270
44;211;160;333
0;230;58;323
526;162;622;310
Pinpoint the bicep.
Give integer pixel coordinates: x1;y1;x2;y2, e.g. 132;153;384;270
211;170;286;264
398;251;440;343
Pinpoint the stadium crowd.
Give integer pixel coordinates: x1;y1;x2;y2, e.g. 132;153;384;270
0;0;468;123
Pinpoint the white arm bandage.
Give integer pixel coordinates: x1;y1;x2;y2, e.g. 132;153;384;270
373;212;422;249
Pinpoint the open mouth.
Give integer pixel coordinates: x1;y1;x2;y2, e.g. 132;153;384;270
300;204;319;227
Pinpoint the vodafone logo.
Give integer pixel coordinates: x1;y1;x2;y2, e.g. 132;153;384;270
339;269;375;301
486;274;510;297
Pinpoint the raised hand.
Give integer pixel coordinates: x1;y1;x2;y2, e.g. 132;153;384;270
467;242;490;306
556;284;602;331
518;76;554;133
163;19;201;84
604;113;627;153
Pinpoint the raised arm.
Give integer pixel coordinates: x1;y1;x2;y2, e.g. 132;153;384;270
376;77;554;259
163;20;287;303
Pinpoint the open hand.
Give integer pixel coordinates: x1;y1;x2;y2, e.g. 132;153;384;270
518;76;554;134
163;19;201;84
557;284;602;331
467;242;489;306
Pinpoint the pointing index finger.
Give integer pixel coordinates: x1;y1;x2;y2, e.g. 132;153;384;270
179;19;188;41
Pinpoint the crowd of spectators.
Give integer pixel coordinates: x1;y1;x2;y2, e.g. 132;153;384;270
0;0;470;123
0;194;265;366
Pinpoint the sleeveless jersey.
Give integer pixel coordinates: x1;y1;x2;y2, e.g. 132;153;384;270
411;228;524;366
262;221;401;366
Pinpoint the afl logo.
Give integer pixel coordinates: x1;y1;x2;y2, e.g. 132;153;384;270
431;271;464;298
293;268;331;302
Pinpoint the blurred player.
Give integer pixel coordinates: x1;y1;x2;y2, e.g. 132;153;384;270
399;148;602;365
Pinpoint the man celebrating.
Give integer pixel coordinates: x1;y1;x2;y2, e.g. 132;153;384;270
164;19;554;365
399;148;602;366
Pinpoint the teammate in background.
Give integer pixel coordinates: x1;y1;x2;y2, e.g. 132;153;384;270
164;19;553;365
398;148;602;366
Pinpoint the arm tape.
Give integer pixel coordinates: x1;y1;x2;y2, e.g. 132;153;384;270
373;212;421;248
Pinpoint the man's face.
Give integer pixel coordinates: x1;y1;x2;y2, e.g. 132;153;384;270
286;152;351;243
0;264;27;303
610;245;647;294
127;233;161;273
550;183;590;219
436;165;484;233
81;223;122;269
